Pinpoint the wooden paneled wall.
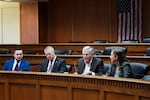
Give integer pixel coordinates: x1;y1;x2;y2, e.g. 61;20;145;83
19;0;150;43
40;0;117;43
143;0;150;38
20;1;39;44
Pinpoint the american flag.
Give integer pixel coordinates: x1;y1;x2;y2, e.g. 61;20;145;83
117;0;142;42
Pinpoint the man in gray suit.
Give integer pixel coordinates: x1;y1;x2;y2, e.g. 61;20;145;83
77;46;104;76
39;46;67;73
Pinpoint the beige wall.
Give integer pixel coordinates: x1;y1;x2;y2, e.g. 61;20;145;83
0;1;20;44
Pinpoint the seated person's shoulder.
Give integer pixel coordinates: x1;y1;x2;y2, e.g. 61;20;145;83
58;57;65;60
122;61;130;66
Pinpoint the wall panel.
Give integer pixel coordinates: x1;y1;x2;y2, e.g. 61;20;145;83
0;83;4;100
47;0;113;43
20;2;38;44
40;86;67;100
72;88;99;100
10;84;36;100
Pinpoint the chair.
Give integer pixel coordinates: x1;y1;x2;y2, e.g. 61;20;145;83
91;40;109;43
142;75;150;81
143;37;150;43
102;46;127;55
103;64;110;74
145;48;150;56
0;48;10;54
130;62;149;79
55;50;72;55
121;40;139;43
69;41;86;43
23;50;40;54
93;49;103;55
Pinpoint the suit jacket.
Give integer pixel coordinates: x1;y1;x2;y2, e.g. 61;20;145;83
3;59;31;71
77;57;104;76
39;57;67;73
106;61;131;78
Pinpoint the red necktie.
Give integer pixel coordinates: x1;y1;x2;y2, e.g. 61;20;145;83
14;60;20;71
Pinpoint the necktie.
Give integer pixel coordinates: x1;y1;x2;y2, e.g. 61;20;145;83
47;60;53;72
14;60;20;71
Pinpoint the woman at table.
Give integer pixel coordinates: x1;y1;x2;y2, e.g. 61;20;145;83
105;49;132;78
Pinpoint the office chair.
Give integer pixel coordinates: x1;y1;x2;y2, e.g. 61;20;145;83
103;64;110;74
121;40;139;43
23;50;40;54
0;48;10;54
93;49;103;55
130;62;149;79
102;46;127;55
143;37;150;43
91;40;110;43
142;75;150;81
55;50;72;55
145;48;150;56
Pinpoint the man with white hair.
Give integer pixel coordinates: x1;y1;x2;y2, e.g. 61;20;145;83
76;46;104;75
39;46;67;73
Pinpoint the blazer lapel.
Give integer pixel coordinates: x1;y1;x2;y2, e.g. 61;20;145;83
80;62;85;73
51;58;58;72
90;58;96;71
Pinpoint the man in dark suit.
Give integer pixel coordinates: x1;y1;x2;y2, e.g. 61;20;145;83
77;46;104;76
39;46;67;73
3;48;31;71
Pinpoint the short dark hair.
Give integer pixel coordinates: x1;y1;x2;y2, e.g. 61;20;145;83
14;48;23;53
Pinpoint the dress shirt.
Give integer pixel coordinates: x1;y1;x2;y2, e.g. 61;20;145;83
47;56;56;72
82;58;95;75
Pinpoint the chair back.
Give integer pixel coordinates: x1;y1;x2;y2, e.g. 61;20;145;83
55;50;72;55
102;46;127;55
145;48;150;56
92;40;109;43
130;62;149;79
0;48;10;54
143;37;150;43
121;40;139;43
23;50;40;54
142;75;150;81
103;64;110;74
93;49;102;55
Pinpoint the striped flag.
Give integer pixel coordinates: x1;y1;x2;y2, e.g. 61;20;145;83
117;0;142;42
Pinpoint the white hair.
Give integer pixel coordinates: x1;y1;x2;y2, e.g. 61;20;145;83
82;46;94;54
44;46;55;53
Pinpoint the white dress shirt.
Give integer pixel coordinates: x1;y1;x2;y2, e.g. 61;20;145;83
82;58;95;75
